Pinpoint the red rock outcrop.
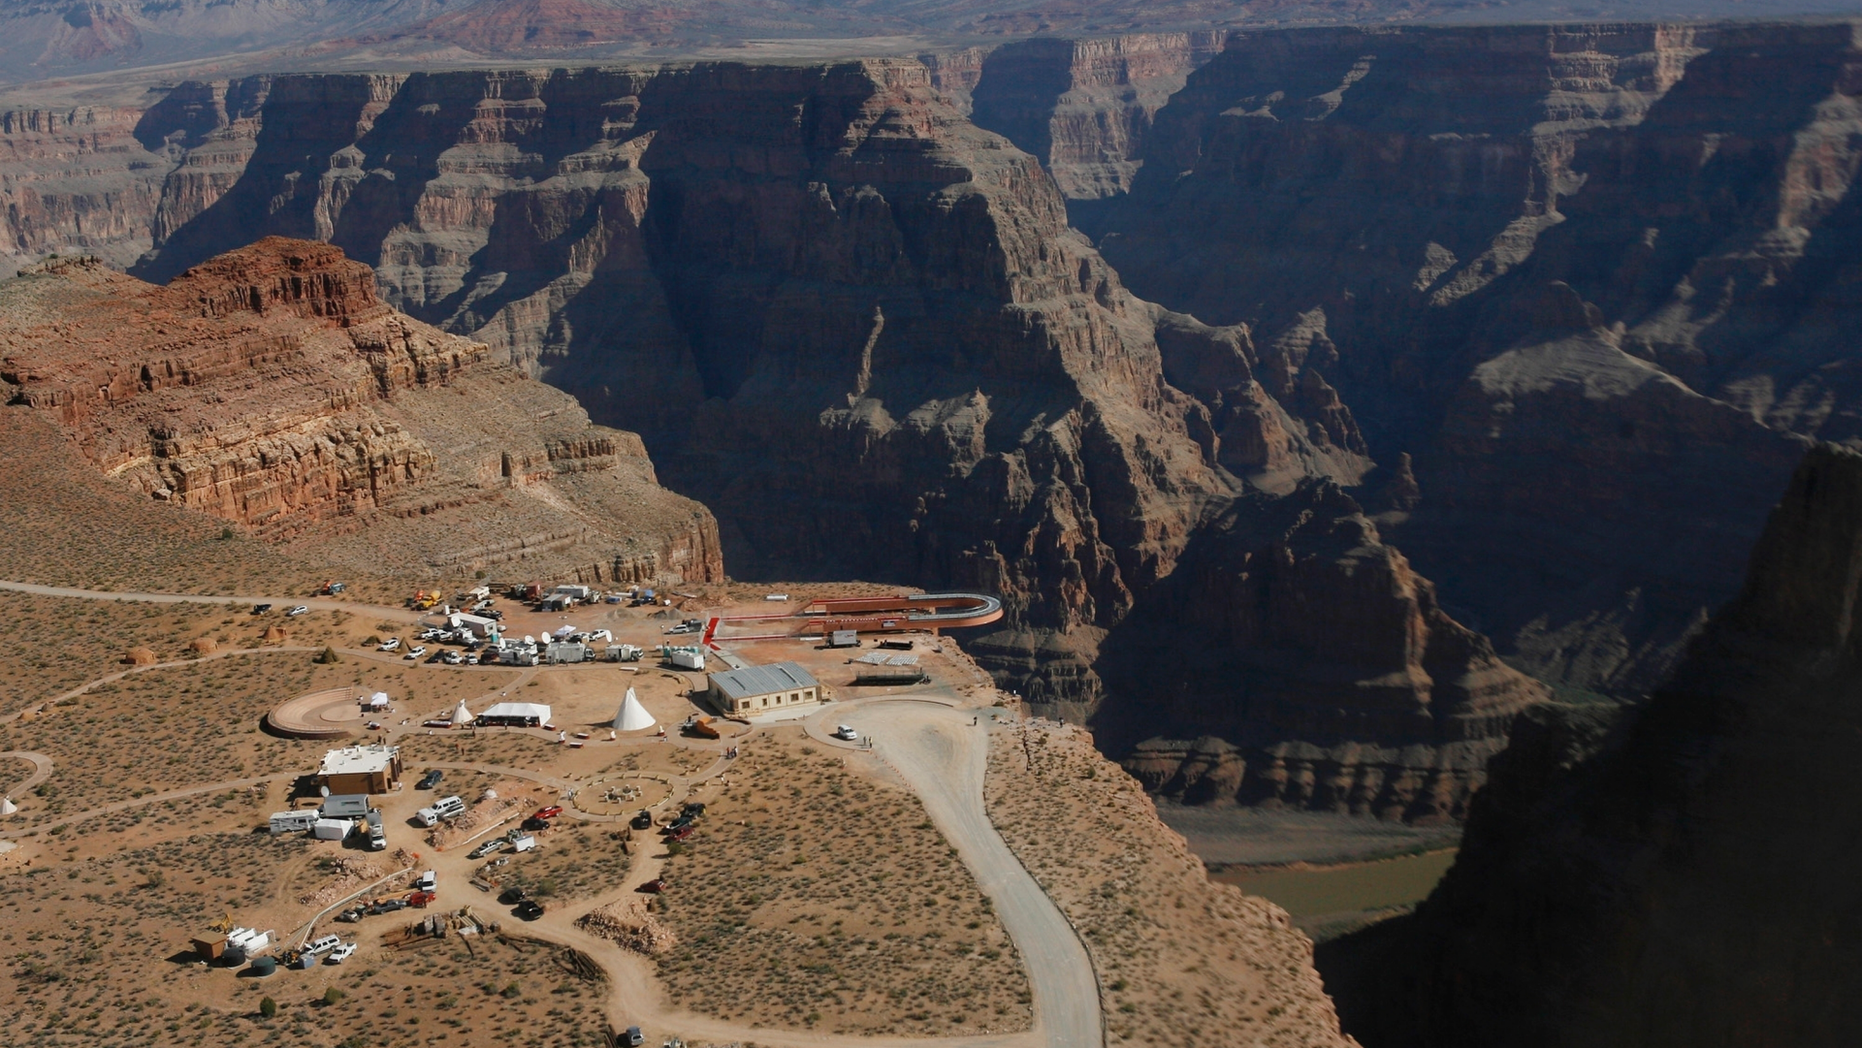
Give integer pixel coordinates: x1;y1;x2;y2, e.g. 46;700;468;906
1325;442;1862;1046
0;236;723;584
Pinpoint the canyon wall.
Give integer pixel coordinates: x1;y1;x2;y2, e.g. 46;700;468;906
1325;443;1862;1047
0;236;723;585
1098;22;1846;696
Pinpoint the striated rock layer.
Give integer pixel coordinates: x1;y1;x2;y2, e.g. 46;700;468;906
1106;482;1548;822
1326;443;1862;1046
1098;21;1847;696
0;236;723;585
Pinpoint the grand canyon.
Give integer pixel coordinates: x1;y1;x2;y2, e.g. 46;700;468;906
3;8;1860;1048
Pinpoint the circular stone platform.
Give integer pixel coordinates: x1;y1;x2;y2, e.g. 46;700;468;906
574;774;674;817
264;687;387;740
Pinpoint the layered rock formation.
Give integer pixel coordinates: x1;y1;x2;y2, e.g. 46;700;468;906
965;33;1229;208
1106;482;1548;821
0;236;722;584
119;62;1239;704
1099;22;1844;695
1327;443;1862;1046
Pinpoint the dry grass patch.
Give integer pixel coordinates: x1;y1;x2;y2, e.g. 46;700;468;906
985;719;1349;1048
0;831;611;1048
652;730;1031;1036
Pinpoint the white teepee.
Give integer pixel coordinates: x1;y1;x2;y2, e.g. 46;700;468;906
452;700;474;726
614;688;655;732
0;796;15;816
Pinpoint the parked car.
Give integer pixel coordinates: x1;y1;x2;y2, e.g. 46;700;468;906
442;651;464;665
585;629;613;643
681;802;707;816
378;638;400;652
286;605;309;617
521;817;550;833
832;725;860;741
469;839;506;860
499;886;529;905
631;810;654;830
417;769;443;790
306;934;341;955
637;879;667;894
666;825;694;843
514;900;545;921
533;805;563;820
404;646;427;659
620;1026;645;1046
251;603;272;615
326;942;356;963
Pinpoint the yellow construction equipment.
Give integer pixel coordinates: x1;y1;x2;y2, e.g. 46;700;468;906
206;911;233;934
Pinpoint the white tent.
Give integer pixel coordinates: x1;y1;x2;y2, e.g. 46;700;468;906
614;687;655;732
451;700;473;726
0;796;15;816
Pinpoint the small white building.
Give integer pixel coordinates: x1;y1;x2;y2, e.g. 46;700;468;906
708;662;823;716
446;613;499;638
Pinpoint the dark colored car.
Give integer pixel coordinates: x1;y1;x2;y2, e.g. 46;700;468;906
521;817;550;832
251;604;272;614
637;879;667;894
498;887;528;905
514;900;545;921
630;810;654;830
663;817;693;834
680;802;707;816
417;770;443;790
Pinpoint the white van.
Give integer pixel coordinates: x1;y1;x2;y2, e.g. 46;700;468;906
414;795;466;827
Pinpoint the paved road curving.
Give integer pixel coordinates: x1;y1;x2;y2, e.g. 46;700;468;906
839;702;1104;1048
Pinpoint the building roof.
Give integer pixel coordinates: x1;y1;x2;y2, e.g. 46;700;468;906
480;702;552;721
319;745;399;776
710;662;820;701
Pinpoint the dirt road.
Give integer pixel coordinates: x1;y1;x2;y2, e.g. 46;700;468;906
0;579;419;621
840;702;1105;1048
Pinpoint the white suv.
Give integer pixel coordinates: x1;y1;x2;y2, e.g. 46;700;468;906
378;638;401;652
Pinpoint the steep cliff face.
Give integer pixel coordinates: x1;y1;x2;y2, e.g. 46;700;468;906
0;105;172;276
966;32;1229;206
1100;22;1847;696
1327;443;1862;1047
122;61;1238;702
0;236;722;584
1106;482;1548;822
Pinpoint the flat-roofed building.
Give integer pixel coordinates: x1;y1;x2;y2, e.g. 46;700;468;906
317;744;402;795
708;662;822;716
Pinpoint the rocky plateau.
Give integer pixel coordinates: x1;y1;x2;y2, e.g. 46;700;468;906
0;236;723;585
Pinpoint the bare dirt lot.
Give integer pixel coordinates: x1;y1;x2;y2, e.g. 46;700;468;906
652;727;1033;1037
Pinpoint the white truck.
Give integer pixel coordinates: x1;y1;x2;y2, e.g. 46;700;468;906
414;796;466;827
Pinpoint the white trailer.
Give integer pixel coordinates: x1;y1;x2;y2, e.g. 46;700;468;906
269;810;319;835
